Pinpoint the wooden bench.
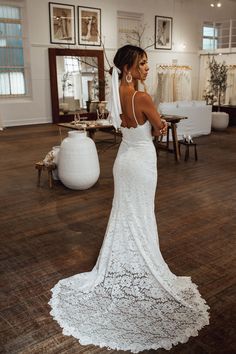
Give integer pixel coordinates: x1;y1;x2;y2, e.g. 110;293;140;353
35;161;57;188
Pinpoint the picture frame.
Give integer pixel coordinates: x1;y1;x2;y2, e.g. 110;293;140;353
78;6;101;46
49;2;76;45
155;16;172;50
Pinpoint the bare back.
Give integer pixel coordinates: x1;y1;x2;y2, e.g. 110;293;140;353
119;90;147;128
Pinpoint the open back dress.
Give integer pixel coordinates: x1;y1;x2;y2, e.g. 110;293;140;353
49;91;210;353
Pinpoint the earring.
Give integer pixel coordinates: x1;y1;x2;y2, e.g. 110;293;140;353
126;72;133;83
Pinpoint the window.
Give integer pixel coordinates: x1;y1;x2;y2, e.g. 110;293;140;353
0;3;29;97
202;20;236;50
218;20;230;49
64;56;80;73
202;23;219;50
117;11;143;48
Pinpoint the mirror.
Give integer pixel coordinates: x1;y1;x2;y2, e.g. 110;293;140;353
48;48;105;123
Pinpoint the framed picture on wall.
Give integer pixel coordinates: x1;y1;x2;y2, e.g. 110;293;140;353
49;2;76;44
78;6;101;46
155;16;172;50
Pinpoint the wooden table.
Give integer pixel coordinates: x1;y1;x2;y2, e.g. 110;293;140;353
158;114;188;161
58;115;187;161
58;121;115;141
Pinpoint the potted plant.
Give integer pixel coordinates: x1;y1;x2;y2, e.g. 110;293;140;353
208;56;229;130
208;56;228;110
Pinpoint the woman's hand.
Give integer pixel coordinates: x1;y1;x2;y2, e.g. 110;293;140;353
160;119;168;135
152;119;168;137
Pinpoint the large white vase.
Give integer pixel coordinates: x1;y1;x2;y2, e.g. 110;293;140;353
211;112;229;131
58;131;100;190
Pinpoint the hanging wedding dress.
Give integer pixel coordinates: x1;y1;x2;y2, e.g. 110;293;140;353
155;66;192;104
49;91;210;353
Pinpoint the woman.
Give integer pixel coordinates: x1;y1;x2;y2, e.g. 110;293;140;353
49;45;210;353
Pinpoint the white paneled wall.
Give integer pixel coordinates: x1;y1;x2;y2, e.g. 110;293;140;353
1;0;236;126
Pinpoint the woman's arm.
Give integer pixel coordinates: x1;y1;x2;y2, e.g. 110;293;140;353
139;92;167;136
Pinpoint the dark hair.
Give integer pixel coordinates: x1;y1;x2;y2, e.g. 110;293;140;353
109;44;147;79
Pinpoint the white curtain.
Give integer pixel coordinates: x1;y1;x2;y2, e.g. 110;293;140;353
225;66;236;105
0;71;25;95
198;55;210;101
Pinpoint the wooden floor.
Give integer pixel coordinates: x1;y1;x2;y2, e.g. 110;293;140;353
0;124;235;354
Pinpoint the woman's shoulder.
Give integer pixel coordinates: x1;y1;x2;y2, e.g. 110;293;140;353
136;91;153;104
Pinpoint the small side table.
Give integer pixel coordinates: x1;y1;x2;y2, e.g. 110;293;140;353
178;140;198;161
157;115;188;162
35;161;57;188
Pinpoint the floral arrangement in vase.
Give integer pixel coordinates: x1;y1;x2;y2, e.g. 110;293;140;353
203;89;217;105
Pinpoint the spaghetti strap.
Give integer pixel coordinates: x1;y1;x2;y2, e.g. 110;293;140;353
131;91;139;126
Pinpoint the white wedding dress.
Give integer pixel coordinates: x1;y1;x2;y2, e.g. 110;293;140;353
49;92;210;353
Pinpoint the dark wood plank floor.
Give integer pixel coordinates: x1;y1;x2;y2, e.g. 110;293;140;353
0;124;235;354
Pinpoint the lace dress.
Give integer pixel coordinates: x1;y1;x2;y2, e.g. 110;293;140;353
49;92;210;353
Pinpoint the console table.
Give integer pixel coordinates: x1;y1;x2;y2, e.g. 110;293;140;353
58;121;114;141
58;115;187;162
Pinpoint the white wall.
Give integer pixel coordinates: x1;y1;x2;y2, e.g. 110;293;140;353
1;0;236;127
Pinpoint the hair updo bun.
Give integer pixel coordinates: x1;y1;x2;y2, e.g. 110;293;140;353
111;45;146;80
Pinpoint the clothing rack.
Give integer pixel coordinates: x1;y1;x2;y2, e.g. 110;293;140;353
157;64;192;70
155;64;192;103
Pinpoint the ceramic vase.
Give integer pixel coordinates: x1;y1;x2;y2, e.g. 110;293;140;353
211;112;229;130
58;131;100;190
